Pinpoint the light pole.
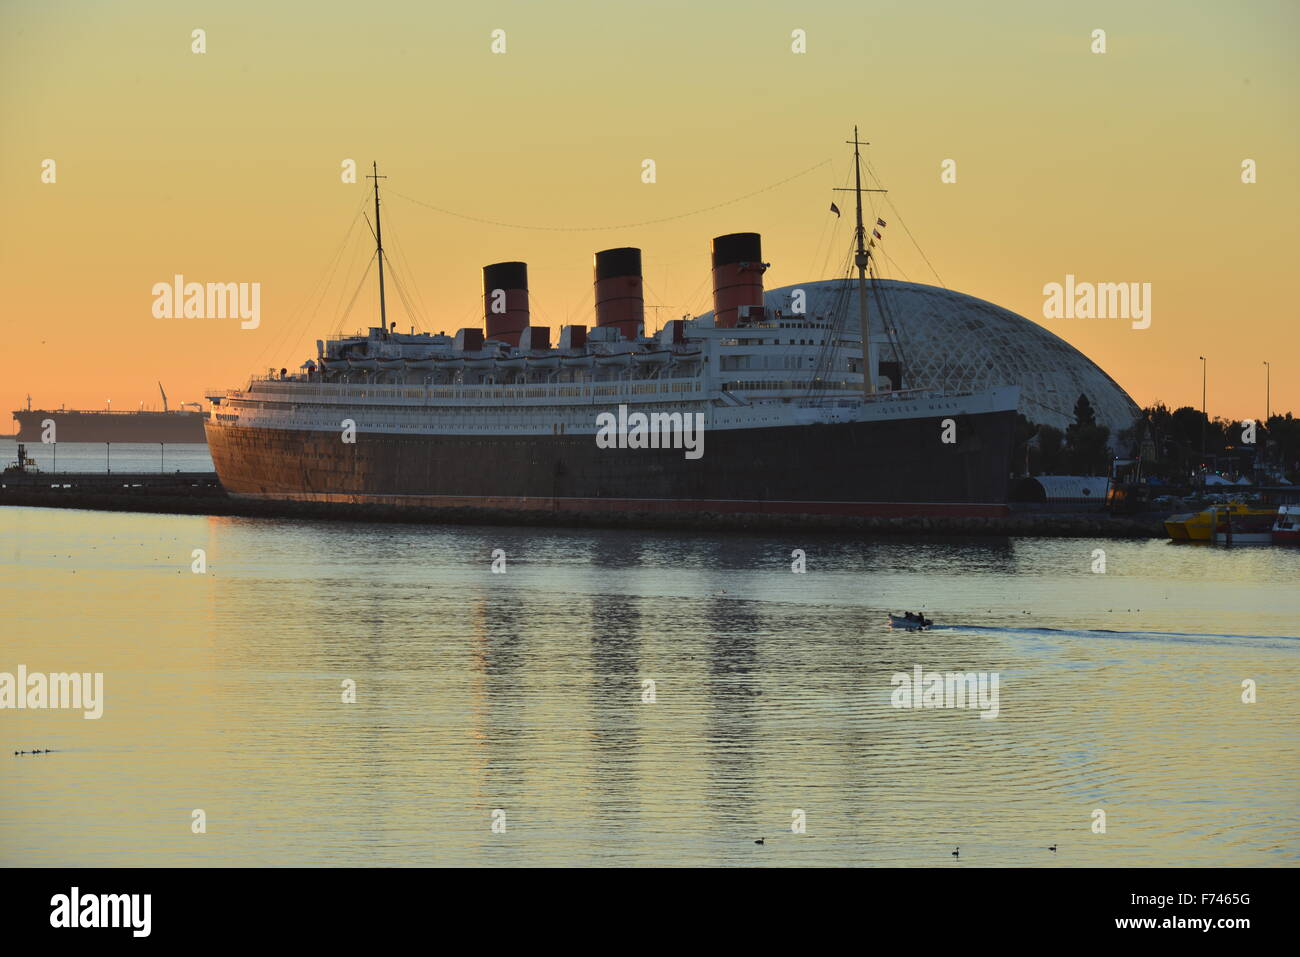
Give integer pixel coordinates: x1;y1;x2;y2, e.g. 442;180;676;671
1264;361;1270;423
1198;356;1207;468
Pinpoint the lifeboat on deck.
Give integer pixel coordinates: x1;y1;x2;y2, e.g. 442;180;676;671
596;351;633;368
347;357;379;370
562;353;595;369
527;354;561;371
634;349;670;367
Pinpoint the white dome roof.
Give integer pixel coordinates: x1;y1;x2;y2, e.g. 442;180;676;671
755;279;1141;437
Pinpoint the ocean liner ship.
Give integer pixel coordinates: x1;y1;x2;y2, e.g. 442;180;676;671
205;134;1019;517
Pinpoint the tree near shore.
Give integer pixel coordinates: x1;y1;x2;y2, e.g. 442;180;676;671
1120;404;1300;483
1064;395;1111;476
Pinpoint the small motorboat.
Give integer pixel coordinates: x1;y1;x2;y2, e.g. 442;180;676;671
888;613;933;631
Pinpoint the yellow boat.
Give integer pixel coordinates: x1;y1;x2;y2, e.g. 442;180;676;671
1165;501;1277;541
1164;512;1196;540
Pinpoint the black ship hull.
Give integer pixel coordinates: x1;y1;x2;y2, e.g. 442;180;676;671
205;409;1017;517
13;410;207;444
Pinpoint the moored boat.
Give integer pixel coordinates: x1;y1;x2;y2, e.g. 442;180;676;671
1211;506;1276;545
1164;512;1195;540
204;139;1021;520
1166;501;1276;542
3;442;41;474
1273;505;1300;545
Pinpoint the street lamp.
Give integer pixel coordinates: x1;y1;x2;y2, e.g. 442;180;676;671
1198;356;1206;465
1264;361;1270;423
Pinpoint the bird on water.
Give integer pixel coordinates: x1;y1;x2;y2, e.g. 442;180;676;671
952;846;959;858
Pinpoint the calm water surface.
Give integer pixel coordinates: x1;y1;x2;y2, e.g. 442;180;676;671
1;439;212;474
2;504;1297;866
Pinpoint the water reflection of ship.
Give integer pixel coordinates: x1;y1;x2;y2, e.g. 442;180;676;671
588;590;642;819
468;587;527;816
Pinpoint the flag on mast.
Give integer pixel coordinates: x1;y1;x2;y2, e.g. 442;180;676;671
830;203;841;217
876;218;887;227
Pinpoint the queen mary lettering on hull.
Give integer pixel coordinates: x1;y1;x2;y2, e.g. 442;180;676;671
205;141;1020;518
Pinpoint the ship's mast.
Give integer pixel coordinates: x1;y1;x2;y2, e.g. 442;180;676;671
835;128;886;400
368;162;389;336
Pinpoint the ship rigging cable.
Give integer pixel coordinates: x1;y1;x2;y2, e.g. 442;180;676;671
329;213;377;336
376;203;433;332
870;260;911;386
805;245;856;401
865;157;947;290
385;159;832;232
809;162;853;280
381;251;428;335
336;253;377;334
247;194;370;374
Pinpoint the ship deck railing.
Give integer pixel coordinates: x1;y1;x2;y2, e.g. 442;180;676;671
208;378;995;408
218;377;711;405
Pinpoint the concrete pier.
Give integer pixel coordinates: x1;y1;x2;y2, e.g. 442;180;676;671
2;471;222;491
0;472;1165;537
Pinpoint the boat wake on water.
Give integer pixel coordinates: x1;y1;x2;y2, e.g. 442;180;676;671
930;624;1300;646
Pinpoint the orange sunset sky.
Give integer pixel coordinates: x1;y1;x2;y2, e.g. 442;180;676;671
2;0;1296;426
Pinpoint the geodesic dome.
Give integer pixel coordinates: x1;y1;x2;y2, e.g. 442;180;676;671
757;279;1141;437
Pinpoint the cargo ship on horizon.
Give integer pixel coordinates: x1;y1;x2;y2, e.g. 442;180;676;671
205;133;1020;519
13;385;206;444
